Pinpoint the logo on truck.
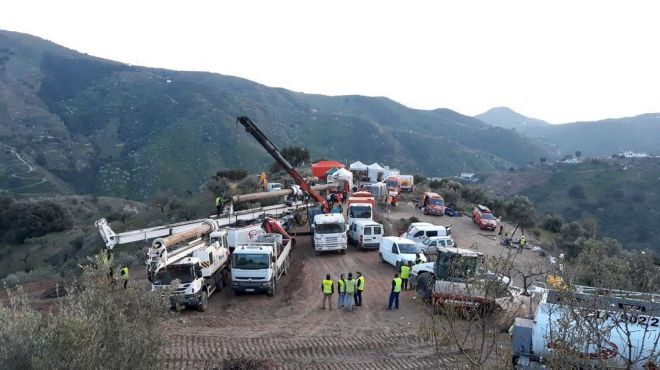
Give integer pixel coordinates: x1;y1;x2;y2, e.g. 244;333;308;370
248;230;260;239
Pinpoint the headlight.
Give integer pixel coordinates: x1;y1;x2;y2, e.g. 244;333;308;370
261;282;271;287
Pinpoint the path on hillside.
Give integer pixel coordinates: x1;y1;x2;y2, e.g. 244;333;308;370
0;142;48;193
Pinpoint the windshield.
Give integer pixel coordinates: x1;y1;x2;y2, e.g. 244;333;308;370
349;206;372;219
316;223;345;234
153;265;194;285
386;180;398;187
430;198;445;206
233;254;270;270
436;255;479;279
481;213;495;220
398;243;421;254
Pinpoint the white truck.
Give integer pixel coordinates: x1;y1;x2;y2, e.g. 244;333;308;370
309;208;348;255
511;287;660;369
149;227;230;311
230;233;291;296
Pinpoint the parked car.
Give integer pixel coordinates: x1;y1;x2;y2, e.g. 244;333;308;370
472;205;497;231
418;236;456;253
378;236;427;269
348;219;383;250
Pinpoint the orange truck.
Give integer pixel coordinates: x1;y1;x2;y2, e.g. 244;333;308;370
347;191;376;222
421;192;446;216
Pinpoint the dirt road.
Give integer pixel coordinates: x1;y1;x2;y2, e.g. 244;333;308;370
161;202;549;369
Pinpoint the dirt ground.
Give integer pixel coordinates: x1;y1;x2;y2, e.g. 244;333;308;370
3;200;552;369
159;201;550;369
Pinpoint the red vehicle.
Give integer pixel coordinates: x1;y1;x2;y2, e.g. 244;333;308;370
421;192;445;216
472;205;497;231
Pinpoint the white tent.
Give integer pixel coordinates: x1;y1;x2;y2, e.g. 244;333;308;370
349;161;368;171
367;163;385;182
328;167;353;190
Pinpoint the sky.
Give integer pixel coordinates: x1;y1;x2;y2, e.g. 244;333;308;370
2;0;659;123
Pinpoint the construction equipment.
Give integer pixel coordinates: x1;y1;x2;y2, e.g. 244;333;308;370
511;286;660;369
413;246;510;311
236;115;347;255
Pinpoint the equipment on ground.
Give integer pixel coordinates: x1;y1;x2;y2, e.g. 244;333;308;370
511;286;660;369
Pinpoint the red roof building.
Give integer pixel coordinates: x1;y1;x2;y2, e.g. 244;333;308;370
311;161;345;179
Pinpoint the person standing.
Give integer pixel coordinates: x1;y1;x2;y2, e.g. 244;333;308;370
400;263;411;291
344;273;356;311
107;266;117;290
321;274;334;310
388;273;402;310
518;235;526;254
120;266;129;289
337;274;346;308
215;195;223;217
355;272;364;306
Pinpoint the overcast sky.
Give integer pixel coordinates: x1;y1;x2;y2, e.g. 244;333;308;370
2;0;659;123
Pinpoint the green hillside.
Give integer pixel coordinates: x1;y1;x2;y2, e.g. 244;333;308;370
0;30;554;200
481;158;660;252
476;107;660;157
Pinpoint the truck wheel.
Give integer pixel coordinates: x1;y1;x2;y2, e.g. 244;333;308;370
379;253;385;263
315;250;320;256
198;291;208;312
416;274;433;303
340;249;346;255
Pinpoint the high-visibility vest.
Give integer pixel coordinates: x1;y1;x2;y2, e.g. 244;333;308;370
322;279;333;294
357;276;365;291
215;197;222;206
345;278;356;293
393;277;402;293
520;238;526;246
400;265;410;279
338;279;345;293
120;267;129;279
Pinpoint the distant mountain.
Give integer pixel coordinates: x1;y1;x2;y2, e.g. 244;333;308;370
0;30;554;200
476;107;660;157
476;107;550;129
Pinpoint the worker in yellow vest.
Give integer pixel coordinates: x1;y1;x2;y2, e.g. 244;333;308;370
400;262;411;291
215;195;223;217
388;273;402;310
355;272;365;307
344;273;356;311
321;274;334;310
120;266;129;289
337;273;346;308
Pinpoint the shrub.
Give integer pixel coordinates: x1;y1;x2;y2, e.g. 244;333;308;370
0;255;170;370
541;214;564;233
0;200;73;243
568;185;586;199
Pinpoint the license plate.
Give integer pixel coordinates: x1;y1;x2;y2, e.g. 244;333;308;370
245;288;255;292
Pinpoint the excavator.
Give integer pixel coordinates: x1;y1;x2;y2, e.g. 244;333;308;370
236;116;348;255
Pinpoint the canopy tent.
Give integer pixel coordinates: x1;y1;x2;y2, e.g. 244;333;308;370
311;160;345;179
367;163;385;182
349;161;368;171
327;167;353;190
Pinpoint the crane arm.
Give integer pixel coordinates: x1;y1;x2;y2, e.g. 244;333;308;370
236;116;330;212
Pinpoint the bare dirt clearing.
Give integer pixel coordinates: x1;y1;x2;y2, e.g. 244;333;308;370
160;202;548;369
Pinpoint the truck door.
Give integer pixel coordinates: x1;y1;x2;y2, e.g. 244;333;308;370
363;226;373;245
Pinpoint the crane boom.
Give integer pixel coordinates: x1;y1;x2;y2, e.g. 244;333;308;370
236;115;330;213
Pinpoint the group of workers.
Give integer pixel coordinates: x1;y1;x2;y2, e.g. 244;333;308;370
321;272;364;311
102;252;129;290
321;260;423;312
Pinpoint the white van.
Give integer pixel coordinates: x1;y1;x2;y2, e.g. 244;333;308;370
378;236;427;269
348;219;383;250
403;224;451;244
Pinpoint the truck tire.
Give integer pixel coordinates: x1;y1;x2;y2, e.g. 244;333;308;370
198;291;208;312
340;249;346;255
416;274;433;303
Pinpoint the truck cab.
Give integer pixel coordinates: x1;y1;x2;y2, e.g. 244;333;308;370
311;212;348;255
421;192;446;216
231;233;289;296
348;219;383;250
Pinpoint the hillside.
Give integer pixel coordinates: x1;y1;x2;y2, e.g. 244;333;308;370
475;107;550;130
0;30;554;200
480;158;660;252
476;107;660;157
